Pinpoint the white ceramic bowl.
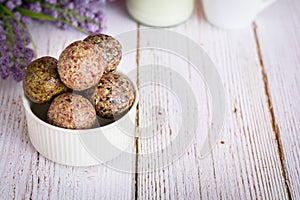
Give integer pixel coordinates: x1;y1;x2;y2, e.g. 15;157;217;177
23;78;138;167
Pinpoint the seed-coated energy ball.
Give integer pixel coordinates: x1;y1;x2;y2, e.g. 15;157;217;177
23;56;68;104
91;73;135;119
84;34;122;74
57;40;105;91
47;93;96;129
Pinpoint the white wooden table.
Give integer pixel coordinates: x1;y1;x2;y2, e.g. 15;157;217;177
0;0;299;199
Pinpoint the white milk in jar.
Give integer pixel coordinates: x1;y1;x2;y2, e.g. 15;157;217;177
126;0;194;27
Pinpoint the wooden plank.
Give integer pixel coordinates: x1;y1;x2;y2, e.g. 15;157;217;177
0;2;138;199
0;80;36;200
135;0;290;199
255;0;300;198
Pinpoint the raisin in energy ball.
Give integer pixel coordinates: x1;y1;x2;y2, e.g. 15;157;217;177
91;73;135;119
47;93;96;129
84;34;122;74
23;56;68;104
57;40;105;91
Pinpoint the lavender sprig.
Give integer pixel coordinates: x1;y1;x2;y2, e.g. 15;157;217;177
0;0;114;82
0;4;34;82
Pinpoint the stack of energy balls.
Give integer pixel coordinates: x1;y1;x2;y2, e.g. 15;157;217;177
23;34;136;130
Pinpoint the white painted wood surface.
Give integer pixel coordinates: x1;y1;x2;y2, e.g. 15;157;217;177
0;0;299;199
255;0;300;198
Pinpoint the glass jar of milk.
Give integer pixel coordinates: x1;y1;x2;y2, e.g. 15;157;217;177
126;0;195;27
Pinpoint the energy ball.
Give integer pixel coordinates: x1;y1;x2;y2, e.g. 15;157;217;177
57;40;105;91
47;93;96;129
91;73;135;119
23;56;68;104
84;34;122;74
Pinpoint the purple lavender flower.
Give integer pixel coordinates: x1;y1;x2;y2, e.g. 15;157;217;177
0;34;6;41
10;66;23;82
65;2;74;10
24;47;34;61
12;46;20;58
44;0;57;4
29;2;42;13
15;11;21;20
86;22;99;33
0;15;34;82
0;0;115;82
70;17;78;27
0;31;6;40
0;53;10;79
42;8;58;18
20;15;32;25
5;1;15;10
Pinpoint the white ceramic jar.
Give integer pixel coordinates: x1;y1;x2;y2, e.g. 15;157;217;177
202;0;277;29
126;0;195;27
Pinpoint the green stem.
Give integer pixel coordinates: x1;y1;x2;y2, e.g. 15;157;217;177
14;7;89;34
40;3;102;28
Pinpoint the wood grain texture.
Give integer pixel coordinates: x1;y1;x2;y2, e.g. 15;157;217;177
255;0;300;198
135;0;292;199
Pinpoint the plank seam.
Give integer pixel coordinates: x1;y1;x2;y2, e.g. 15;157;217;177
30;174;34;199
134;24;141;200
252;22;292;200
